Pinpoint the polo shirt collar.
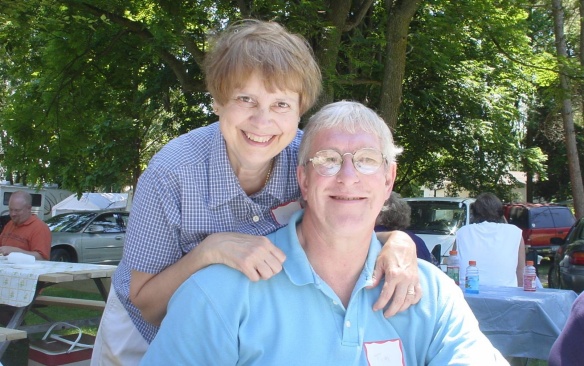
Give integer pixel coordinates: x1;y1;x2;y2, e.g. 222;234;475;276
280;210;381;288
14;215;36;227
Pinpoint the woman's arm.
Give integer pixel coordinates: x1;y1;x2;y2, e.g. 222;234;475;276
369;230;421;317
129;232;285;325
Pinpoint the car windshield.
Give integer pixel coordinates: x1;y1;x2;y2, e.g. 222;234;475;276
407;201;468;235
45;213;97;233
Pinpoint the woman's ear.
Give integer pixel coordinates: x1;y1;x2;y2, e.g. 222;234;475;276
212;101;221;115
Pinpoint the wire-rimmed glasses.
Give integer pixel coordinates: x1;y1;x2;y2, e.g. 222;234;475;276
307;148;386;176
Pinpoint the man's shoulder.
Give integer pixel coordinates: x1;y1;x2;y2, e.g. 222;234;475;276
416;259;458;298
417;259;443;278
186;264;250;297
28;215;49;228
18;215;42;227
173;264;281;320
1;219;15;231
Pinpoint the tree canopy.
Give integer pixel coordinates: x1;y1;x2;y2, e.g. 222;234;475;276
0;0;581;204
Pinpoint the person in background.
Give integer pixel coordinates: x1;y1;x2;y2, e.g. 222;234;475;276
376;192;437;264
142;101;507;365
0;190;52;326
0;191;51;260
92;20;420;365
455;192;525;287
548;291;584;366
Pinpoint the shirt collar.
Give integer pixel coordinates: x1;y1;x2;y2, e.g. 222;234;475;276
278;210;381;288
13;215;36;227
208;127;289;207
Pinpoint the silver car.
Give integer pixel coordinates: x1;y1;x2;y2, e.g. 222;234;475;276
46;210;129;265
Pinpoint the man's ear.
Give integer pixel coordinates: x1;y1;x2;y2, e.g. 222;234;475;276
384;162;397;200
297;165;309;201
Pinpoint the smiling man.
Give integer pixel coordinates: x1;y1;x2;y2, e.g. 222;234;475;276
142;101;507;365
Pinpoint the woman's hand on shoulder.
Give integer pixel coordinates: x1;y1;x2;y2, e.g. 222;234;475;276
196;232;286;281
369;230;422;317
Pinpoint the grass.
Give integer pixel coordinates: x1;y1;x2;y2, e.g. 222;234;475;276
1;287;101;366
1;264;554;366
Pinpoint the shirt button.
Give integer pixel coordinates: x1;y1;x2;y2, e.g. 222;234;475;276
252;216;260;222
345;321;351;328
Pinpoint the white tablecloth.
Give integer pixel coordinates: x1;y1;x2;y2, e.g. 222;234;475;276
0;259;115;307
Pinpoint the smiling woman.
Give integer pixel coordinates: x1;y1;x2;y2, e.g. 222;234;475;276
214;72;302;195
90;20;327;365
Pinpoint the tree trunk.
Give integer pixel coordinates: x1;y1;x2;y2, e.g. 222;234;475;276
313;0;354;111
552;0;584;219
580;0;584;207
380;0;423;130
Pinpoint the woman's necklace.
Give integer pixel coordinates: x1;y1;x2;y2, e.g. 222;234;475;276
264;158;274;188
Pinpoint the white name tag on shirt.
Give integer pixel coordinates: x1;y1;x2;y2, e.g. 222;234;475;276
364;339;405;366
270;200;302;226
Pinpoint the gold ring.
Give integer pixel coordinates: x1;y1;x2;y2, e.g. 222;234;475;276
407;289;415;296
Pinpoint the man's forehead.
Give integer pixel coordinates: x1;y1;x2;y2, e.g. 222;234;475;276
9;198;27;207
311;128;381;150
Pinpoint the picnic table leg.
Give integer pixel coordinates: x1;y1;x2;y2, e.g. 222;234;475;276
0;307;27;357
93;278;109;301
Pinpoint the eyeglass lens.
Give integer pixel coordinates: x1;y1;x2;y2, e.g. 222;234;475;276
309;148;384;176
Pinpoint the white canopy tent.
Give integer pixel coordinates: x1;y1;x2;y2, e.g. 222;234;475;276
51;193;128;216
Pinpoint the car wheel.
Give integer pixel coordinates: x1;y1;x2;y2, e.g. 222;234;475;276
548;263;562;289
50;248;73;262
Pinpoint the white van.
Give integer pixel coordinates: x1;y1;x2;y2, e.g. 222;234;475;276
404;197;475;269
0;183;72;220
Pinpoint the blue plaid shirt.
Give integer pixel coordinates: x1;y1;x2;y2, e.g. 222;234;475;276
112;122;302;343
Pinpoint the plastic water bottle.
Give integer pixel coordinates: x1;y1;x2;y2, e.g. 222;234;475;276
523;260;537;292
446;250;460;285
465;260;479;294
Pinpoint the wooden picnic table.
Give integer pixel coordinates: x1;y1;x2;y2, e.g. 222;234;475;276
0;259;116;357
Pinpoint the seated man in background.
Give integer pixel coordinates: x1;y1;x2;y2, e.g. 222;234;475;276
376;192;437;264
142;101;507;365
0;190;52;326
0;191;51;260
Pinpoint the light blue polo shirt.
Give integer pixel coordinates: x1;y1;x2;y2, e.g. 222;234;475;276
142;211;506;365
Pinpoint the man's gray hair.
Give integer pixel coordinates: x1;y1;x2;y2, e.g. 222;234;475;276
298;101;402;166
10;191;32;207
